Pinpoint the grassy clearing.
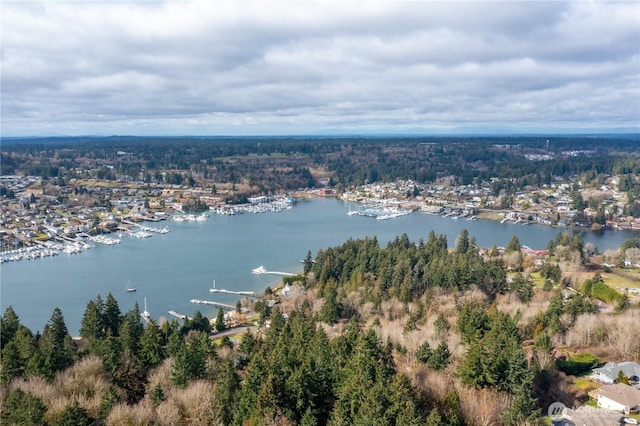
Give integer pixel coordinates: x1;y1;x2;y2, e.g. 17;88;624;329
602;271;640;289
528;272;546;288
572;376;597;393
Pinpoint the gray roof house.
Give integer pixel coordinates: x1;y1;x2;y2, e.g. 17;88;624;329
593;361;640;384
597;383;640;414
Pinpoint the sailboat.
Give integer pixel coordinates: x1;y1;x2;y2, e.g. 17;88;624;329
141;297;150;321
209;279;222;293
125;279;137;292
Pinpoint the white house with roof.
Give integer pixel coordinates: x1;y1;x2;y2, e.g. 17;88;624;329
597;383;640;414
593;361;640;384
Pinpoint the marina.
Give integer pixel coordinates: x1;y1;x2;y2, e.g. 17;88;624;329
212;196;293;216
347;204;412;220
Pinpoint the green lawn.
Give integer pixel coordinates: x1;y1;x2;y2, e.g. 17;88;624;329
602;271;640;290
573;375;598;393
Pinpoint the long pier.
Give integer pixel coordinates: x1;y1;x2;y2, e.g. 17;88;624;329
253;269;296;276
264;271;295;276
190;299;235;310
210;288;257;296
168;310;192;321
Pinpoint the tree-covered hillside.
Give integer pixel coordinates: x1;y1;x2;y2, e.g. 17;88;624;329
2;231;639;425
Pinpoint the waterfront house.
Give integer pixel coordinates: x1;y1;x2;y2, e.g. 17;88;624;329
597;383;640;414
593;361;640;384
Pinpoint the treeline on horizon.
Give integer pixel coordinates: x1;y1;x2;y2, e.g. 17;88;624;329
2;136;640;205
4;230;638;425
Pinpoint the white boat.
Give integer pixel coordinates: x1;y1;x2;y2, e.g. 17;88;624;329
131;231;152;238
125;279;137;292
141;297;150;321
252;265;267;275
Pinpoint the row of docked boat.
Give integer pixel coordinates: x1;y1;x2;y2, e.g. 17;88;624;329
90;235;122;245
138;225;169;234
3;221;171;264
172;212;209;222
348;205;412;220
0;240;91;263
212;197;293;216
130;230;152;238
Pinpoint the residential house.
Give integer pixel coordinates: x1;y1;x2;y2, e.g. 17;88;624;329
597;383;640;414
593;361;640;384
555;406;624;426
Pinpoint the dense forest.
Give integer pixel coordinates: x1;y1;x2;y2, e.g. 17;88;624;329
2;136;640;207
5;229;637;425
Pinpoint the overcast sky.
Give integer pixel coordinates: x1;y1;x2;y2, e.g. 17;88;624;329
2;0;639;136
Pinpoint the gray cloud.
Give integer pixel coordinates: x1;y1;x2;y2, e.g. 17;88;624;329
1;0;638;136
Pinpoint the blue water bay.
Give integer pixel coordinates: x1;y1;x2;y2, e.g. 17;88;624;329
1;197;636;335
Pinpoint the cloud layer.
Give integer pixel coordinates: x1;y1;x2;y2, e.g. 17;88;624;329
2;0;639;136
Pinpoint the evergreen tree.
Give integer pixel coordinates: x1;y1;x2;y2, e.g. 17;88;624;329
387;373;423;425
0;388;46;425
455;229;470;255
212;359;241;425
103;293;122;337
118;305;144;358
150;385;166;406
171;331;210;387
319;281;340;323
171;343;190;387
456;304;490;344
233;351;269;425
0;340;22;384
511;273;534;303
615;294;631;313
617;370;630;385
416;340;433;364
99;385;120;419
238;329;257;358
39;308;76;377
50;404;92;426
428;341;451;370
215;308;225;332
502;385;541;426
505;235;521;253
425;409;444;426
79;296;105;350
101;334;123;376
139;318;165;369
304;250;314;275
166;329;183;358
0;306;21;349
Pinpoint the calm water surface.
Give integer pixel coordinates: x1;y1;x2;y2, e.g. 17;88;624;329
1;198;636;335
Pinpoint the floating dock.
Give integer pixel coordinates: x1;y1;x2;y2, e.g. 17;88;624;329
210;288;257;296
190;299;235;310
252;266;295;276
168;310;192;321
